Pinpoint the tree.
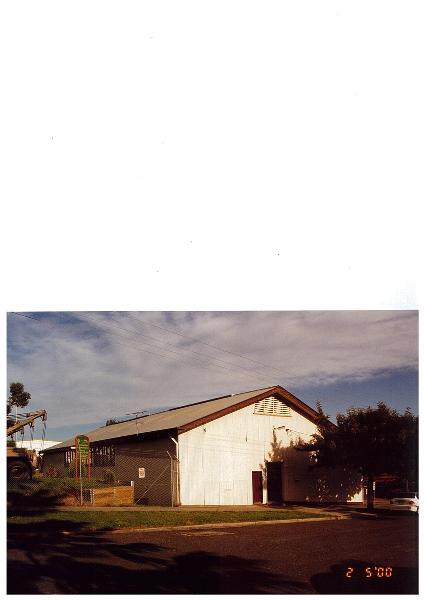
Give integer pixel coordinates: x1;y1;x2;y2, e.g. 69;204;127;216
105;418;119;426
297;401;418;510
7;382;31;416
395;407;418;492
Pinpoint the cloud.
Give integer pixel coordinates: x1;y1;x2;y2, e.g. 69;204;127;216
7;311;418;428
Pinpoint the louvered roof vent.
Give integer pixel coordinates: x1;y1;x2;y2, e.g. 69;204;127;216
253;396;292;417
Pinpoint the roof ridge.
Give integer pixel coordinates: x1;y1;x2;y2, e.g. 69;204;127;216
44;386;293;451
103;386;277;425
164;385;275;413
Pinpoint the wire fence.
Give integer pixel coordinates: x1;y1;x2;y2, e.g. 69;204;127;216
7;450;179;508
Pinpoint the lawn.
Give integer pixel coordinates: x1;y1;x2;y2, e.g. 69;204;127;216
8;509;331;531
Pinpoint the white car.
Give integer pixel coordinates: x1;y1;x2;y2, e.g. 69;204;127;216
389;492;419;513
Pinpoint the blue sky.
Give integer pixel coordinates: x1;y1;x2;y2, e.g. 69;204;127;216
7;311;418;442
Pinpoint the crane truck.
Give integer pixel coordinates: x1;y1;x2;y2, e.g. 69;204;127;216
7;410;47;481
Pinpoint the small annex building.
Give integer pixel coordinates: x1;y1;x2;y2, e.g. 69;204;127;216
43;385;364;506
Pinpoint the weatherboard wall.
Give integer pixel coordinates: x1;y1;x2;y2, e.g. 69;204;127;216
178;401;317;506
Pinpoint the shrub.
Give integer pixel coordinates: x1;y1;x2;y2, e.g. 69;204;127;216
67;459;88;478
46;464;59;477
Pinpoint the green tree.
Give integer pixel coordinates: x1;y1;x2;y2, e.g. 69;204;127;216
7;382;31;416
297;401;418;510
396;407;418;492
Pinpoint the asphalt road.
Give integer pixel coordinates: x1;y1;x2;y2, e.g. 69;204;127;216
8;513;418;594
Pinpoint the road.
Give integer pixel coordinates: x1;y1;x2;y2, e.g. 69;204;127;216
8;513;418;594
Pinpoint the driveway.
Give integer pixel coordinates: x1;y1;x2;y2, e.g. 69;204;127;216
8;513;418;594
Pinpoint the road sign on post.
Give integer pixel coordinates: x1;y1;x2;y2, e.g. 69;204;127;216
75;435;90;477
76;435;89;460
75;435;90;505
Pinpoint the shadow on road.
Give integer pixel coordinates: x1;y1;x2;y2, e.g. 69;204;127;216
310;559;418;594
8;519;310;594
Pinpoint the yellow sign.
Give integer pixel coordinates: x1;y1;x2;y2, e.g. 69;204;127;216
75;435;89;459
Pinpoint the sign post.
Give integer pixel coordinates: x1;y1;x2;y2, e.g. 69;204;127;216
79;451;82;505
75;435;90;505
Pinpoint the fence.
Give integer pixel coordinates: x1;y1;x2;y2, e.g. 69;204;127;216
8;449;180;508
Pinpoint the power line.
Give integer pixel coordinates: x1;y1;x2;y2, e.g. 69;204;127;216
80;311;283;382
107;332;274;387
11;312;39;321
79;312;274;384
127;312;288;376
12;310;285;386
11;312;214;371
10;312;275;388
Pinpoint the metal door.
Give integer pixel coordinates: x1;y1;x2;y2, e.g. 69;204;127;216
252;471;263;503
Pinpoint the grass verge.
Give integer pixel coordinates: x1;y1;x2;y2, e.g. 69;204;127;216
8;510;331;531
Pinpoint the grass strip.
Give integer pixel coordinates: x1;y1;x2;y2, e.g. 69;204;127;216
8;510;330;531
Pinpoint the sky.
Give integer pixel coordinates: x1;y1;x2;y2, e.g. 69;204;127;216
7;311;418;442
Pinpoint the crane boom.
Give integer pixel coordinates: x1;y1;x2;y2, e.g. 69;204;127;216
7;410;47;437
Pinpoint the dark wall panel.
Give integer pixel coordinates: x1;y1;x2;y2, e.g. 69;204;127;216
42;434;178;506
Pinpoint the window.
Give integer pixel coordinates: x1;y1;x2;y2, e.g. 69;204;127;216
64;448;75;465
91;444;115;467
253;396;292;417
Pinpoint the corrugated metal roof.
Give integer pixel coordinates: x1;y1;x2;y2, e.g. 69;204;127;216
46;386;277;451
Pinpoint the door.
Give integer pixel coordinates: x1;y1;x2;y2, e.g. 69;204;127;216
267;461;283;503
252;471;263;504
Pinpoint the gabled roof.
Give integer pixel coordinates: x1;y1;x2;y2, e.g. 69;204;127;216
45;385;320;451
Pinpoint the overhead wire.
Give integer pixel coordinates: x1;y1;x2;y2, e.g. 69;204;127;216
10;311;230;382
11;312;313;451
10;312;234;374
127;312;288;377
10;312;276;388
83;317;274;386
11;311;282;388
79;311;282;382
12;312;310;454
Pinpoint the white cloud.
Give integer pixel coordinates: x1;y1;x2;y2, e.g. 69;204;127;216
7;311;418;428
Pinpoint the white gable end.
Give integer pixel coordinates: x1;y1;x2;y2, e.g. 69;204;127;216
178;399;317;505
